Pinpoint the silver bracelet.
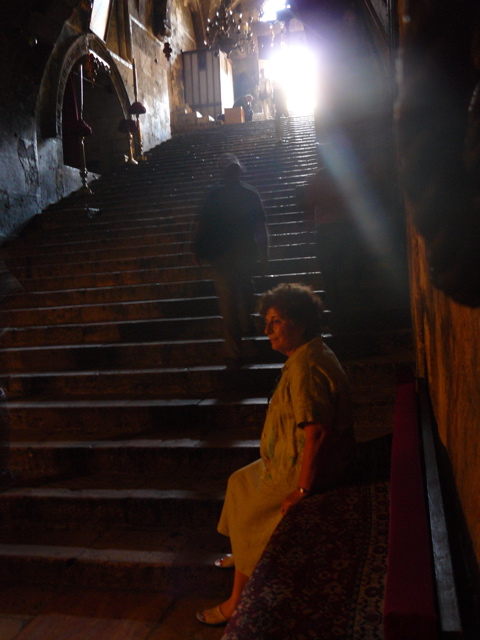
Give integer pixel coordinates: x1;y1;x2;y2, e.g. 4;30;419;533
297;486;310;494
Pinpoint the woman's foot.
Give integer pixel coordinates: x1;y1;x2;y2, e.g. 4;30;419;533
214;553;235;569
196;604;228;626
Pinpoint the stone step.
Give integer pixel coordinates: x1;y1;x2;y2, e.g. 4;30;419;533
0;314;225;348
4;240;313;277
7;259;319;294
5;228;313;265
0;528;234;595
94;143;316;182
62;179;307;206
25;204;306;243
0;295;223;328
2;255;315;309
2;363;281;399
0;454;388;600
0;261;319;325
0;336;273;371
0;430;390;535
71;179;313;212
7;396;270;441
11;220;308;261
0;329;412;372
8;437;260;480
10;251;200;280
12;253;318;284
0;480;226;530
18;213;307;252
5;381;395;440
35;198;301;230
1;280;216;310
0;260;326;327
0;300;410;352
2;359;400;401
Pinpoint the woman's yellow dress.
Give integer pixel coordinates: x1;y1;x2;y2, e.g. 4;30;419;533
217;336;356;576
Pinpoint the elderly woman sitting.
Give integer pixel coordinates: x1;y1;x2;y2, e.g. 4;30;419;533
196;283;356;626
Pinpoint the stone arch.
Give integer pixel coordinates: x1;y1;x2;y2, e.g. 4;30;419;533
38;32;130;140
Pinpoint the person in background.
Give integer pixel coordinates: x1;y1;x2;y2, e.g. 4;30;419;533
191;154;268;368
258;69;273;120
272;80;288;141
232;94;254;122
196;283;356;626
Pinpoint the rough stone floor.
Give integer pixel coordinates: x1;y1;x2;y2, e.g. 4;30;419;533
0;585;225;640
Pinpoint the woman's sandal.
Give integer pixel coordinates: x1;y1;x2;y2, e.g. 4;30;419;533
214;553;235;569
196;604;228;626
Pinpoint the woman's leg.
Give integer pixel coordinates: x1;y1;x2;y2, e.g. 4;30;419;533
196;568;249;625
219;569;249;618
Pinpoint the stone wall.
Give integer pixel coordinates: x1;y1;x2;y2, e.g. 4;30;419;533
407;202;480;564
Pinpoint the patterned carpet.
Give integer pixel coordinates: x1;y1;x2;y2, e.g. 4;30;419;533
222;481;390;640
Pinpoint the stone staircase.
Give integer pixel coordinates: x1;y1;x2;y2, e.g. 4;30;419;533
0;115;412;600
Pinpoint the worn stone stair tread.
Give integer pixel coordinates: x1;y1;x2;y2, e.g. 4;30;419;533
2;368;398;401
0;311;405;351
6;362;281;376
0;480;230;531
5;240;194;265
0;523;227;549
0;335;261;352
5;242;313;275
5;230;306;265
2;271;317;305
0;544;235;595
6;395;270;410
1;281;218;309
5;386;395;409
0;534;232;576
8;268;319;296
0;295;223;327
10;437;260;450
17;206;306;242
6;396;269;441
18;220;309;254
5;392;397;448
2;366;280;401
0;299;407;332
3;361;401;388
14;206;308;244
7;259;318;294
2;474;228;493
10;255;317;281
0;542;229;568
0;543;236;594
0;314;226;348
0;332;412;372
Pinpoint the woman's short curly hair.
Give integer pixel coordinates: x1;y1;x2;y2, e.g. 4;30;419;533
257;283;324;341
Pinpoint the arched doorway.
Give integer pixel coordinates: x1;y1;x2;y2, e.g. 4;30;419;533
62;54;127;174
38;33;132;176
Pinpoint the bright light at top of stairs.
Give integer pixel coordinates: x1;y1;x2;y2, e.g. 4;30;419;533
269;45;317;115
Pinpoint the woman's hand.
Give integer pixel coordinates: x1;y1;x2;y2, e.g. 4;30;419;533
280;488;308;516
